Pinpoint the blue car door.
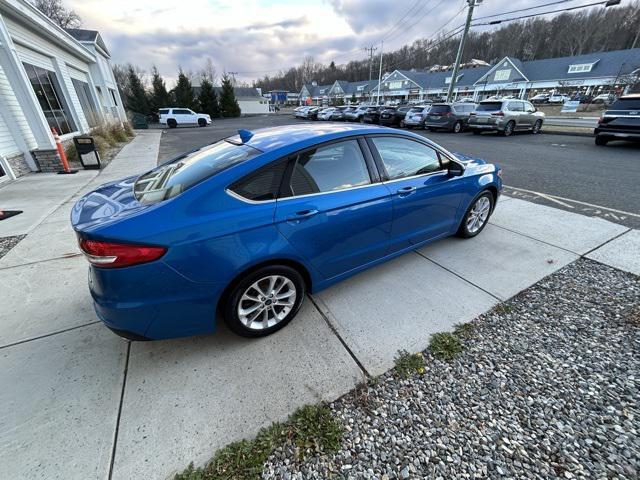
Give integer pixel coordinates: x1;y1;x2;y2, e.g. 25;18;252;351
274;138;393;279
367;136;465;251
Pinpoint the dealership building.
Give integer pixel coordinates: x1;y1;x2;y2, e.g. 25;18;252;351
299;48;640;105
0;0;125;182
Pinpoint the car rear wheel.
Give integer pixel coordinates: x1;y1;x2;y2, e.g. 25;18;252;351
198;118;207;127
453;121;462;133
501;121;515;137
167;119;177;128
400;120;405;128
457;191;494;238
595;135;609;146
532;120;542;134
224;265;305;337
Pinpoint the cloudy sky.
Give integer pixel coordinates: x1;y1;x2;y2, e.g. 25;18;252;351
66;0;601;86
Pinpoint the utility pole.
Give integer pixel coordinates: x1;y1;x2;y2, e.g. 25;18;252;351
446;0;480;102
376;41;384;105
363;45;377;102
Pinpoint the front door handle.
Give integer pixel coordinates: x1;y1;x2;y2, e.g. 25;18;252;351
397;186;416;197
286;209;319;222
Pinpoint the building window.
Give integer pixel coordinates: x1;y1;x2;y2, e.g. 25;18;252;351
109;88;118;106
568;63;594;73
23;62;76;135
71;78;99;127
388;81;403;89
494;69;511;81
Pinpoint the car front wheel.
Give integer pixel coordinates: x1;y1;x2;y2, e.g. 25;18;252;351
457;192;494;238
224;265;305;337
532;120;542;134
198;118;207;127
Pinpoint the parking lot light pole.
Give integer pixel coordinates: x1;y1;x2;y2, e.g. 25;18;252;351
446;0;479;102
376;41;384;105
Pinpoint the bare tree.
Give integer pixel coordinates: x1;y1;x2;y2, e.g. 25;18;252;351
34;0;81;28
199;58;217;85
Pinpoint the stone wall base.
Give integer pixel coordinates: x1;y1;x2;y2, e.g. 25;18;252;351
4;153;32;177
31;149;64;173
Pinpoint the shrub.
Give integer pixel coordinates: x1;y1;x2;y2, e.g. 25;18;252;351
91;125;117;147
108;123;128;143
92;135;109;157
64;142;77;163
122;122;135;137
394;350;425;378
429;332;463;360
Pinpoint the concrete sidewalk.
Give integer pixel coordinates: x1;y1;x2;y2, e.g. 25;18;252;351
1;134;638;479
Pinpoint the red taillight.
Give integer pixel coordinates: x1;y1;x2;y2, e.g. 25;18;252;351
597;116;604;124
491;111;505;117
79;239;166;268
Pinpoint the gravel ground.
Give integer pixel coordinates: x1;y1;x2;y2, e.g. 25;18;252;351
0;235;24;260
263;259;639;479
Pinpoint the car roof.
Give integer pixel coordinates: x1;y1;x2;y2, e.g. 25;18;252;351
226;123;407;153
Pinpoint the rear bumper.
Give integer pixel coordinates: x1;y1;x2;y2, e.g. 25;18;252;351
594;127;640;139
404;118;423;126
89;261;225;340
424;119;455;129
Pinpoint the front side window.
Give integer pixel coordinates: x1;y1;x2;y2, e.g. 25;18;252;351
289;140;370;196
23;62;76;134
372;137;441;180
71;78;99;127
134;139;261;204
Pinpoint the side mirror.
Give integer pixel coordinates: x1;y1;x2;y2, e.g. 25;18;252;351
448;162;464;177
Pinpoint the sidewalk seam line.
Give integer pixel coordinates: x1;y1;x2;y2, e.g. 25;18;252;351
0;321;101;350
0;253;83;271
488;222;584;256
108;340;131;480
413;250;503;302
581;228;632;257
307;294;371;379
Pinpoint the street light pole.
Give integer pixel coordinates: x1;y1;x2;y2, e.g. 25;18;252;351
446;0;479;102
376;41;384;105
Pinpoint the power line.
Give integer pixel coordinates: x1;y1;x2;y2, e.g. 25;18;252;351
383;0;450;46
473;0;579;21
381;0;426;42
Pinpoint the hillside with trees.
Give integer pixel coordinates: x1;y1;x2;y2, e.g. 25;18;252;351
255;1;640;92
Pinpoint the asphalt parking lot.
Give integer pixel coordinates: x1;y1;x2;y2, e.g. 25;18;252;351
158;115;640;228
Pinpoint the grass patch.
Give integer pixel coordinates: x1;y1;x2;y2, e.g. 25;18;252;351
429;332;463;360
453;321;474;338
394;350;425;378
173;405;342;480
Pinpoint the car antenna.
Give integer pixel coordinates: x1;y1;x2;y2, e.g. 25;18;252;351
238;129;254;143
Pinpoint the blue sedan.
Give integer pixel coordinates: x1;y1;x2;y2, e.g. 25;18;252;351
71;124;502;340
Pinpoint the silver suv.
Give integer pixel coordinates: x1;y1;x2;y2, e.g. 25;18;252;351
468;99;545;136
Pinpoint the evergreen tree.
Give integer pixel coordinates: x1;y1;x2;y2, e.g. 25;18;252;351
198;78;220;118
219;73;241;117
350;93;357;104
125;65;149;114
149;66;171;113
174;69;196;109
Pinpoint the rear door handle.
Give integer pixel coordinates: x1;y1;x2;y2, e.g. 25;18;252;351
286;209;319;222
397;186;416;197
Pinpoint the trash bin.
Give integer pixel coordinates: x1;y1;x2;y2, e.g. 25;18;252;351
131;113;149;129
73;136;101;170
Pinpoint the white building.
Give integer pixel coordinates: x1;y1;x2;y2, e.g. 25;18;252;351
0;0;125;182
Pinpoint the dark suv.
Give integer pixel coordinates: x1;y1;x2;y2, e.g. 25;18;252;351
379;105;410;127
594;94;640;146
363;106;381;124
424;103;477;133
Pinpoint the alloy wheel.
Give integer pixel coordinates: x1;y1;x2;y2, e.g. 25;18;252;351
532;120;542;134
466;196;491;234
237;275;297;330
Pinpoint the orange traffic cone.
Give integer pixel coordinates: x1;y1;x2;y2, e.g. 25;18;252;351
51;128;77;174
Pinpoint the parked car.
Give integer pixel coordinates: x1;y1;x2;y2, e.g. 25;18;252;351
572;93;593;104
456;97;476;103
403;105;431;129
548;93;569;104
71;123;502;340
159;108;211;128
317;107;337;121
594;94;640;146
530;93;550;104
294;106;309;119
344;105;369;122
423;103;477;133
331;106;348;121
363;106;382;124
379;105;410;127
592;93;617;104
305;107;321;120
468;99;544;136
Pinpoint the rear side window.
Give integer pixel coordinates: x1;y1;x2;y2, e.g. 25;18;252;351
173;109;191;114
506;102;524;112
610;98;640;110
134;140;261;204
158;109;169;115
477;102;503;111
229;160;288;201
289;140;370;196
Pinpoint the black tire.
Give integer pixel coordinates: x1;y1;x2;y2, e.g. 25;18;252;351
223;265;306;338
400;120;405;128
456;191;494;238
501;121;515;137
359;117;364;123
453;121;462;133
423;126;431;131
472;130;481;135
198;118;207;127
595;135;609;146
167;119;177;128
532;120;542;134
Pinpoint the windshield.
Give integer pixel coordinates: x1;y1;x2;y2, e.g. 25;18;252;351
610;98;640;110
134;140;261;204
476;102;503;111
409;107;426;113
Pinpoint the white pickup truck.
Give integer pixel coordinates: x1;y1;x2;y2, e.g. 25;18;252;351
158;108;212;128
